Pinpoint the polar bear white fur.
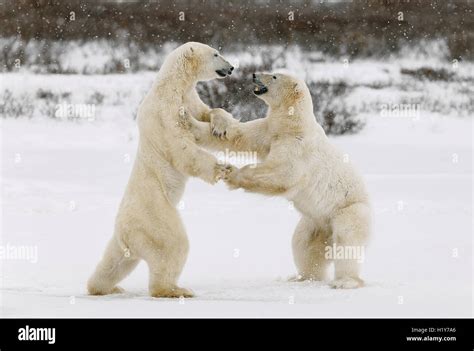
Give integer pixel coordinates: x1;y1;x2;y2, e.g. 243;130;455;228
87;42;234;298
187;72;371;288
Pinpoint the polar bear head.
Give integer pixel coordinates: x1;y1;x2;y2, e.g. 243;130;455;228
252;72;312;111
169;42;234;82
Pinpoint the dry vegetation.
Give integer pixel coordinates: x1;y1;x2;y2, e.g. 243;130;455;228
1;0;473;71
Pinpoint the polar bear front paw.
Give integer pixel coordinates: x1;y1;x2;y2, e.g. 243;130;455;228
210;108;235;139
223;166;242;190
329;277;364;289
214;163;234;182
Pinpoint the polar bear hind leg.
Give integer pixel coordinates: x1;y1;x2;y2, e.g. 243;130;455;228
291;216;332;282
87;238;140;295
329;202;370;289
134;208;194;298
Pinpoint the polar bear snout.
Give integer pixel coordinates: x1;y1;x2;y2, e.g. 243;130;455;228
252;73;269;96
215;66;234;77
206;45;235;79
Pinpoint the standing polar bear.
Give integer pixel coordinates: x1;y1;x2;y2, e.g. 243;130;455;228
87;42;234;298
188;72;371;288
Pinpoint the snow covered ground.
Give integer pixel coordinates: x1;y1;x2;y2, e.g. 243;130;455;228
0;69;472;317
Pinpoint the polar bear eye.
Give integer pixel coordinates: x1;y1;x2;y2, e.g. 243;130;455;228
272;75;277;80
214;53;218;57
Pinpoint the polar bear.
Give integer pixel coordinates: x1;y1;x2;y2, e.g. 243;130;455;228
87;42;234;298
186;72;371;288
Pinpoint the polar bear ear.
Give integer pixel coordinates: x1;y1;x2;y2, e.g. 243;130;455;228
182;46;199;73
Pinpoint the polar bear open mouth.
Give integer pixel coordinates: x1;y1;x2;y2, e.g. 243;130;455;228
252;75;268;95
215;69;228;77
253;83;268;95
